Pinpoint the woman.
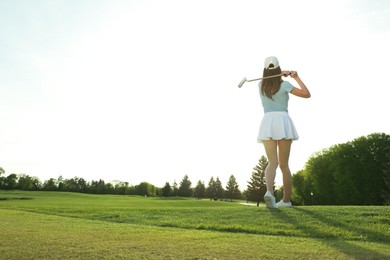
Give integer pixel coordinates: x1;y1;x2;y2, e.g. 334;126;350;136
258;56;311;208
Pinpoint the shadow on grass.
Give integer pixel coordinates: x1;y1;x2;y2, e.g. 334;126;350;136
292;207;390;243
0;197;33;201
271;207;388;259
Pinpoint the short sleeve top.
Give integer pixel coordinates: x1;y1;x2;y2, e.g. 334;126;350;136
259;81;294;113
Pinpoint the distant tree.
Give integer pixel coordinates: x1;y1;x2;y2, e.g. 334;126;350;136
155;187;162;197
105;183;115;194
206;177;217;200
382;151;390;205
205;177;224;200
63;177;80;192
246;156;268;206
225;175;241;201
0;177;4;189
89;179;106;194
161;182;172;197
17;174;41;191
77;178;88;193
135;182;156;197
113;181;129;195
0;168;5;189
126;185;136;195
122;183;132;195
178;175;192;197
16;174;30;190
5;174;18;190
193;180;206;199
172;180;178;196
215;177;224;199
57;176;65;191
32;177;41;190
42;178;58;191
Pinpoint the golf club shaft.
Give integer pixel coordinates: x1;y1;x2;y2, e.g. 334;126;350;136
238;72;290;88
246;73;283;82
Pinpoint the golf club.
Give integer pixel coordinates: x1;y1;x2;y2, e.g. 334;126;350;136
238;72;290;88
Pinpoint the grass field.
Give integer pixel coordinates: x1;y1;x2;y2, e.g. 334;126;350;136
1;191;389;259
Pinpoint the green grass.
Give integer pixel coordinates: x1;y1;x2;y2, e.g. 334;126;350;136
1;191;390;259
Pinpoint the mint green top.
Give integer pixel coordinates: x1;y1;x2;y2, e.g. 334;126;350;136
259;81;294;113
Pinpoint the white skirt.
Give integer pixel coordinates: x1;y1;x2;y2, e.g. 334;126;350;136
257;111;299;143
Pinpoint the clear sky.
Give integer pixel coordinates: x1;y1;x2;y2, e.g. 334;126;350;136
1;0;389;189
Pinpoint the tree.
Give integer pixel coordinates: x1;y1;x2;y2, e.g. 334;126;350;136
206;177;217;200
225;175;241;201
246;156;268;206
193;180;206;199
135;182;156;197
302;150;335;205
161;182;172;197
5;174;18;190
57;176;65;191
17;174;41;191
292;170;314;205
172;180;178;196
327;133;389;205
178;175;192;197
105;182;115;194
293;133;390;205
125;185;136;195
112;181;129;195
382;151;390;205
63;177;79;192
215;177;224;199
206;177;224;200
42;178;58;191
89;179;106;194
77;178;88;193
0;167;5;189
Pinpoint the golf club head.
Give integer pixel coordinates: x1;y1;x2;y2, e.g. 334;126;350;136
238;77;247;88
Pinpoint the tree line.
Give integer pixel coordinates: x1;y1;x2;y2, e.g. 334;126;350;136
292;133;390;205
0;167;245;201
0;157;271;204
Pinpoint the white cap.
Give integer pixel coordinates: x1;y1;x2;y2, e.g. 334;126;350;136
264;56;279;69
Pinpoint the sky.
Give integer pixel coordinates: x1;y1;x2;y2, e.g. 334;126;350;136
1;0;389;189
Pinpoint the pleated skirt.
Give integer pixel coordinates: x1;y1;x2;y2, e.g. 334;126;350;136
257;111;299;143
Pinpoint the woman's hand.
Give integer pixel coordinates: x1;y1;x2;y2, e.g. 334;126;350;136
289;71;299;79
281;70;291;77
289;71;311;98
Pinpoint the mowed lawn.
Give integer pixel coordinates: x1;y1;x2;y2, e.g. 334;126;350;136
0;191;389;259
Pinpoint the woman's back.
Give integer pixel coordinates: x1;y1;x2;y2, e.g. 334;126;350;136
259;81;294;113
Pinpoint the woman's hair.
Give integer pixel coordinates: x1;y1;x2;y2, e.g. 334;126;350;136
261;65;282;99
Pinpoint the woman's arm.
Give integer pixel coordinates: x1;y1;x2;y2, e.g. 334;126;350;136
289;71;311;98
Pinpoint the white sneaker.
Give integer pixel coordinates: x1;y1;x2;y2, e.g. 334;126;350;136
263;191;276;208
276;200;292;208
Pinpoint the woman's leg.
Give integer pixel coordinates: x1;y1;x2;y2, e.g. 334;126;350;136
278;139;292;202
262;140;278;193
